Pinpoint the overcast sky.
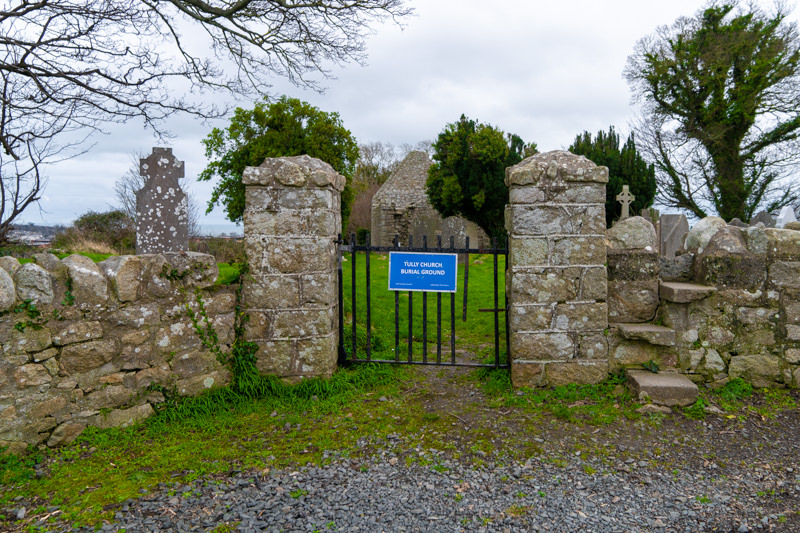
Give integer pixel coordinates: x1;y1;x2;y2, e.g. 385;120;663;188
21;0;798;231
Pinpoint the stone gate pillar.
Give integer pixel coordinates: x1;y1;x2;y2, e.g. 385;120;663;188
505;151;609;387
242;155;345;380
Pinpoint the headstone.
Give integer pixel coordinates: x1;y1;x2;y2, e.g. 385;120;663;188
660;214;689;259
750;211;775;228
410;213;439;247
441;216;468;248
616;185;635;220
135;147;189;254
776;206;798;228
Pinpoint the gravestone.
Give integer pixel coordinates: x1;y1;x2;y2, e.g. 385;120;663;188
776;206;798;228
660;214;689;259
750;211;775;228
616;185;635;220
410;213;439;247
135;147;189;254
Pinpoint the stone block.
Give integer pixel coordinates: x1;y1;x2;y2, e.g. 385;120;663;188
61;339;119;374
138;254;173;298
581;267;608;301
552;302;607;332
247;236;336;275
62;254;109;305
272;308;335;339
254;340;296;375
659;254;694;282
659;282;716;303
124;366;172;390
607;251;659;281
4;326;52;355
608;280;659;323
509;183;606;205
47;422;85;447
507;205;605;236
617;323;676;346
154;322;201;353
728;354;782;388
685;217;726;253
244;207;339;238
109;303;161;328
550;236;605;265
53;321;103;346
606;216;657;250
296;335;337;376
0;256;21;275
510;332;574;360
171;351;219;378
609;336;662;368
99;255;141;302
509;237;548;266
175;370;231;396
509;304;553;331
245;186;337;212
511;362;544;388
93;404;155;429
204;292;236;315
697;255;766;289
0;268;15;312
244;275;300;309
162;252;218;289
766;228;800;260
546;362;608;386
505;151;608;187
301;273;337;307
83;385;134;410
626;370;699;406
577;333;608;359
769;262;800;290
14;364;52;388
509;268;582;303
14;263;54;305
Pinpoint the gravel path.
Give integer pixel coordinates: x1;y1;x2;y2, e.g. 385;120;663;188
23;447;794;533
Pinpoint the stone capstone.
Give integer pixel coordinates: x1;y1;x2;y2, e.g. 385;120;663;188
62;254;109;305
243;154;346;191
505;150;609;187
0;256;21;275
0;267;15;312
99;255;141;302
14;263;54;305
606;216;657;250
685;217;726;253
659;282;717;303
162;252;218;289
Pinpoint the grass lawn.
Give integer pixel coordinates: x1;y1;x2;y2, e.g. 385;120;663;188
341;251;508;365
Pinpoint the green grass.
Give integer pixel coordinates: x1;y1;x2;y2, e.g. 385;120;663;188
0;364;405;527
341;251;508;362
216;262;242;285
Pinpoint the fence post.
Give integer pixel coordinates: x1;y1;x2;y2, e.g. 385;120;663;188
242;156;344;381
505;151;609;387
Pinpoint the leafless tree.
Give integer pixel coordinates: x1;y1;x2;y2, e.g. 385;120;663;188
114;151;201;237
0;0;411;242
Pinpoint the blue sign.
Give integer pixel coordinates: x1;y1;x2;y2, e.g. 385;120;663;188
388;252;458;292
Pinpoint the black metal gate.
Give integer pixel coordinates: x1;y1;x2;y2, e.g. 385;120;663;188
337;233;509;368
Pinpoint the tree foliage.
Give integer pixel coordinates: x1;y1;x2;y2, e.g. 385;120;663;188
0;0;410;242
200;96;359;226
625;1;800;221
426;115;535;244
569;127;656;226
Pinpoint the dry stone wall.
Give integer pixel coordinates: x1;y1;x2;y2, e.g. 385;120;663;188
0;252;232;454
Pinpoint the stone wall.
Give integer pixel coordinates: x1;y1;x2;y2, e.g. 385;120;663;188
242;155;343;381
0;252;232;454
606;215;800;388
505;151;610;388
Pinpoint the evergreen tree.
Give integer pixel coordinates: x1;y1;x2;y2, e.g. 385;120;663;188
569;127;656;226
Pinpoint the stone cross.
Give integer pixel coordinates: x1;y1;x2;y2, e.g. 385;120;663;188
616;185;635;220
135;147;189;254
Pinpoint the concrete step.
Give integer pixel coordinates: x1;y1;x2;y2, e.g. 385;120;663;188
617;323;676;346
626;369;698;407
659;281;717;303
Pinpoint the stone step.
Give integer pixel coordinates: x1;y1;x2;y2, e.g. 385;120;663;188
626;369;699;407
617;323;676;346
659;281;717;303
